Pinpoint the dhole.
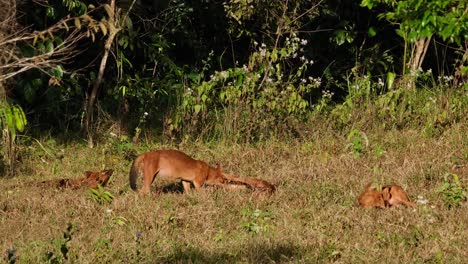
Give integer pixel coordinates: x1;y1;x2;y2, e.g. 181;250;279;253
129;149;275;194
223;174;276;193
382;185;414;208
358;183;385;209
42;169;113;189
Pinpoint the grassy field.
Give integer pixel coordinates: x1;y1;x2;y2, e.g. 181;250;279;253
1;123;467;263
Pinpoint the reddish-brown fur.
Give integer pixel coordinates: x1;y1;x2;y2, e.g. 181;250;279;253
382;185;414;208
42;169;113;189
129;149;275;194
223;173;276;193
358;183;385;209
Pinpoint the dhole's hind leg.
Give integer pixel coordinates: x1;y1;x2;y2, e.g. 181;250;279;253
140;170;158;195
397;198;415;208
182;181;192;193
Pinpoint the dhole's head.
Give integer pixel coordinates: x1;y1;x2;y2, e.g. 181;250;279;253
358;183;385;209
85;169;114;187
381;185;414;208
205;164;225;184
381;186;391;205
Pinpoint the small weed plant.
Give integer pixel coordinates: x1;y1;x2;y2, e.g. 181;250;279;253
45;223;74;264
88;185;114;205
436;173;467;209
241;208;274;234
346;129;368;156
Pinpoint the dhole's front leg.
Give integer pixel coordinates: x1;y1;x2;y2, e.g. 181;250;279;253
192;177;205;190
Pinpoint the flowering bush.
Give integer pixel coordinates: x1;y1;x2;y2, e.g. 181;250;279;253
171;34;321;141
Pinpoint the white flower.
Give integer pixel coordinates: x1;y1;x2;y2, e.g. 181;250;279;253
110;132;117;137
144;112;148;116
300;39;308;45
254;41;258;46
300;56;306;61
416;196;429;205
378;78;384;87
220;71;228;79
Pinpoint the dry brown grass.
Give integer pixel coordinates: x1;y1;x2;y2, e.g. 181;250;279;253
1;122;467;263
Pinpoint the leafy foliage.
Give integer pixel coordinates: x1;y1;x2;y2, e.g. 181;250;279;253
241;208;274;234
88;185;114;205
361;0;468;44
436;173;467;209
0;0;465;148
45;223;74;263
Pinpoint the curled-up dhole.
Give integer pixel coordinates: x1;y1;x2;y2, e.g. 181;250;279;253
129;149;276;194
381;185;414;208
42;169;114;189
358;183;385;209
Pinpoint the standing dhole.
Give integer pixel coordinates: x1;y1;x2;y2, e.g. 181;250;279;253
129;149;275;194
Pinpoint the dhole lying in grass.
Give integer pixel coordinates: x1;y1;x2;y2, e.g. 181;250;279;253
382;184;414;208
358;183;414;208
358;183;385;209
42;169;113;189
129;149;276;194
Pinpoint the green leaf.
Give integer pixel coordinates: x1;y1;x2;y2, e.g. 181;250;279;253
13;105;27;132
368;27;377;37
334;30;346;46
24;83;36;103
360;0;374;9
45;39;54;53
125;16;133;30
194;105;202;114
46;7;55;18
52;65;64;78
387;72;396;90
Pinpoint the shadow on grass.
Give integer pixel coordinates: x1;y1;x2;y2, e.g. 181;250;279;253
156;242;304;263
159;182;185;194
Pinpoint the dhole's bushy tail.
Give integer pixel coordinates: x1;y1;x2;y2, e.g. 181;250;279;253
129;155;143;191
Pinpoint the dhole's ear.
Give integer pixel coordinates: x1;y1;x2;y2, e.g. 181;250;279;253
381;187;391;200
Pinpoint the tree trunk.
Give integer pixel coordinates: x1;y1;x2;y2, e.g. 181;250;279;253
84;0;119;147
404;36;431;90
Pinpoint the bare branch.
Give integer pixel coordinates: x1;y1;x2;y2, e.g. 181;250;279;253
0;4;107;83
